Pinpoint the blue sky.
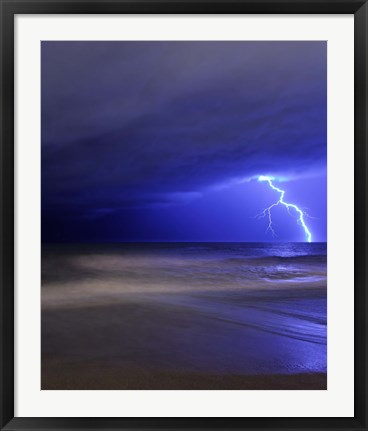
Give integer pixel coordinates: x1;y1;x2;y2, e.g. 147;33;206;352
41;41;327;243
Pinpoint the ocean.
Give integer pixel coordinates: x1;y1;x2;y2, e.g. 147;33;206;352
41;242;327;389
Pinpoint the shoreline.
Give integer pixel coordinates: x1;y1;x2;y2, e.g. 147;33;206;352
41;243;327;390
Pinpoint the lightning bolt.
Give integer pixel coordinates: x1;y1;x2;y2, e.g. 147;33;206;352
256;175;312;242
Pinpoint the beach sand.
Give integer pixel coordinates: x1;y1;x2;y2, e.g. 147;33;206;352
42;362;326;390
41;243;327;390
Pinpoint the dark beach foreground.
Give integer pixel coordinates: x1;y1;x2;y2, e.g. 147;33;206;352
41;242;327;390
42;365;326;390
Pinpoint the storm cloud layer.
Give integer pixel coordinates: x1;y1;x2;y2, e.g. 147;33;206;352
42;41;327;242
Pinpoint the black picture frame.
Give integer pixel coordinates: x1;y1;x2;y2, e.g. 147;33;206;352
1;0;366;429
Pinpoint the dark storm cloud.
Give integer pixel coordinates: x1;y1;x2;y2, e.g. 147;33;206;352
42;41;326;224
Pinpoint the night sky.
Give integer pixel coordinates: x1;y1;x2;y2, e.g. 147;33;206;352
41;41;327;243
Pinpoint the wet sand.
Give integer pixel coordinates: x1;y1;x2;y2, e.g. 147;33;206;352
42;243;327;390
42;362;326;390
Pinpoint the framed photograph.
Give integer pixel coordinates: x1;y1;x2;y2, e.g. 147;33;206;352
1;0;366;429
